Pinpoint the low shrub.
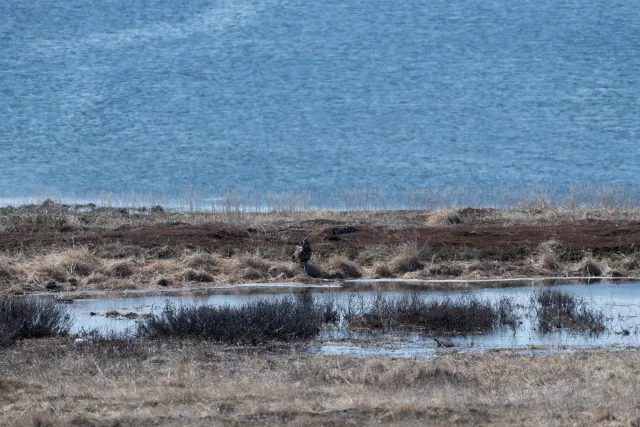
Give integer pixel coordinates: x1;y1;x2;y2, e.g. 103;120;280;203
531;289;605;333
344;293;505;334
497;296;520;329
0;298;72;348
138;293;328;343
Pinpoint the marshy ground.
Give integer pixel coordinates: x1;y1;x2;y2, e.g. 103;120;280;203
3;201;640;425
1;201;640;297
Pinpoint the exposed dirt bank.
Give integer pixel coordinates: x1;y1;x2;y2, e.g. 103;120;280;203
1;203;640;296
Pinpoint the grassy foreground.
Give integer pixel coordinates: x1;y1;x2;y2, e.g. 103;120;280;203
0;338;638;426
1;201;640;296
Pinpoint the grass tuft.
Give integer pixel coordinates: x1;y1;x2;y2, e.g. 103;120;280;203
389;254;424;275
321;256;362;279
111;261;135;278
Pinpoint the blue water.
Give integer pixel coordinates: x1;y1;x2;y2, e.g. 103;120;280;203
67;282;640;356
2;0;639;205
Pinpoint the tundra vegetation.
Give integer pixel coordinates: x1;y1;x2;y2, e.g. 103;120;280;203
136;292;521;342
0;279;627;427
342;293;514;334
2;186;640;297
138;294;330;343
531;288;606;333
1;187;640;425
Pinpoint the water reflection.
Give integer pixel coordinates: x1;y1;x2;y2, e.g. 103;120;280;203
65;282;640;357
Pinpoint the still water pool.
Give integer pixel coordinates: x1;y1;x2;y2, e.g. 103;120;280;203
64;281;640;357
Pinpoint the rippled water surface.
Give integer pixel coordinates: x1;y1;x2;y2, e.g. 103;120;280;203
2;0;639;202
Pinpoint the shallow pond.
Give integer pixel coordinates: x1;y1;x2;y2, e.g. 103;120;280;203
65;282;640;357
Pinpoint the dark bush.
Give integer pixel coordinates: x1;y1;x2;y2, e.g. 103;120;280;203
532;289;605;333
497;296;520;330
0;298;72;348
138;293;327;343
344;293;504;334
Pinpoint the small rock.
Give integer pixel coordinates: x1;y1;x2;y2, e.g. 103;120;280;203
45;282;60;291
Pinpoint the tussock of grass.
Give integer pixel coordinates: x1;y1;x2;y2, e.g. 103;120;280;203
425;210;462;226
427;263;465;277
239;267;265;281
110;261;135;278
321;256;362;279
533;240;563;273
267;263;296;279
184;252;220;271
389;254;423;275
370;263;394;278
139;294;327;343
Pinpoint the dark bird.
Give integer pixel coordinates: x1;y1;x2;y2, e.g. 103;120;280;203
293;237;312;265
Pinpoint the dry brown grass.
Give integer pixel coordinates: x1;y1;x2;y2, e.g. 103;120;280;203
1;242;639;297
531;240;565;274
424;209;462;226
320;256;362;279
2;205;640;296
1;338;640;426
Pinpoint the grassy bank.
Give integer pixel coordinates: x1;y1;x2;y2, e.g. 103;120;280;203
1;338;639;426
1;199;640;296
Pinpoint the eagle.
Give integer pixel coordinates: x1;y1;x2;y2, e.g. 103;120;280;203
293;237;312;265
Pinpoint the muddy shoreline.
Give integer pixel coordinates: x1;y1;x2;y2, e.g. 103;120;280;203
2;203;640;296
